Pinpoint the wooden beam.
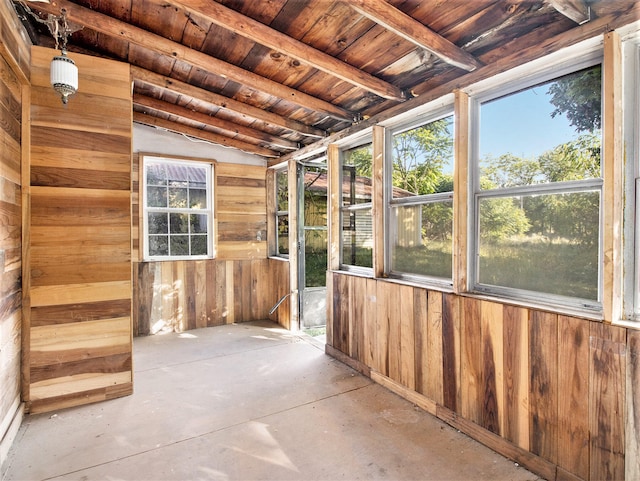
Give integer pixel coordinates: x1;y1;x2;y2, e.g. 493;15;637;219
167;0;406;102
30;0;354;122
133;112;279;158
547;0;591;25
346;0;482;72
133;93;298;151
131;66;325;139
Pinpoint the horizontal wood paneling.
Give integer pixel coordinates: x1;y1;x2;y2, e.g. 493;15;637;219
133;257;289;335
26;46;132;414
329;273;633;481
0;7;26;468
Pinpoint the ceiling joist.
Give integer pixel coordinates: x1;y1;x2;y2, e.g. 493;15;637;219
346;0;483;72
28;0;355;122
547;0;591;24
131;66;326;139
133;93;299;152
133;112;279;158
169;0;407;102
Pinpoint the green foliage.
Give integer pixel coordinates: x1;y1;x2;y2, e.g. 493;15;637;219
548;65;602;133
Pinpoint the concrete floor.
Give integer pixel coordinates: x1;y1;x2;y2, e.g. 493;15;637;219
4;321;542;481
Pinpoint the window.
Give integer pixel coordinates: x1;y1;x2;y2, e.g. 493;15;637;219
275;169;289;257
387;114;454;282
472;64;602;309
340;142;373;269
143;156;214;260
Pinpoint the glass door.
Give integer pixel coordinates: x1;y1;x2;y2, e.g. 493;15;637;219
297;161;328;330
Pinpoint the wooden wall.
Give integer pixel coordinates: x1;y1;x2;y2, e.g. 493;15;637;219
329;273;637;481
26;46;132;414
0;0;29;469
132;155;290;335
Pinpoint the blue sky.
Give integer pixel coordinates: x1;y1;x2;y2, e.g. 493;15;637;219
479;85;577;160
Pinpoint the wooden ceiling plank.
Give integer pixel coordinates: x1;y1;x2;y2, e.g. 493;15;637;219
133;112;279;158
166;0;406;101
29;0;354;122
131;66;325;139
346;0;483;72
133;93;299;151
546;0;590;25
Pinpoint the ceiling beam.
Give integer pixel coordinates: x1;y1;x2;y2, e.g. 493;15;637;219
131;66;325;139
29;0;354;122
133;93;299;151
345;0;482;72
133;112;279;158
168;0;406;102
546;0;591;24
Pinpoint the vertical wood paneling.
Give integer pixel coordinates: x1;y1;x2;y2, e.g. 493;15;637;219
426;290;443;405
627;330;640;481
529;311;558;464
375;281;390;376
503;305;529;451
460;297;482;424
399;285;415;390
589;322;626;481
363;278;377;368
441;293;459;412
386;283;402;383
481;300;504;436
414;287;428;396
351;276;365;362
557;315;589;479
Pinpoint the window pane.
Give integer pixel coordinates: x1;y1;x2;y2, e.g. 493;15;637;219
305;228;327;288
480;65;602;189
190;214;208;234
170;213;189;234
147;186;167;208
146;163;166;186
342;143;373;206
189;188;207;209
149;235;168;256
391;201;453;278
168;187;188;208
148;212;168;235
342;208;373;268
276;171;288;211
170;235;189;256
277;214;289;255
392;116;454;197
191;235;208;256
478;191;599;300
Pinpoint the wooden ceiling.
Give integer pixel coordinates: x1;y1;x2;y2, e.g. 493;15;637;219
13;0;640;160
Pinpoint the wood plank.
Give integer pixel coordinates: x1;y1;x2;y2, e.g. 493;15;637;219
371;370;437;416
29;382;132;415
30;281;131;308
399;284;415;390
557;315;589;479
351;276;365;362
460;297;482;424
386;283;401;384
480;300;504;436
627;329;640;481
30;371;132;401
589;322;626;481
426;290;444;405
453;90;468;293
441;293;459;412
529;310;558;464
375;280;390;376
31;299;132;327
502;305;529;451
362;277;377;368
372;125;385;277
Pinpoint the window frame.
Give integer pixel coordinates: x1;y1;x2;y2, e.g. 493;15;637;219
141;154;214;262
384;106;455;288
274;167;290;259
338;136;374;275
467;50;604;314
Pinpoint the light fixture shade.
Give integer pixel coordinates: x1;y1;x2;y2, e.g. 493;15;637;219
50;52;78;104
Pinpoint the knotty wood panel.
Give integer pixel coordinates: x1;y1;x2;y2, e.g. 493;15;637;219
27;46;132;414
132;258;288;335
328;273;635;481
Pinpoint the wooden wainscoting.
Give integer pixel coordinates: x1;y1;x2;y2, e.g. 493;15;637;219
133;258;290;335
329;272;633;481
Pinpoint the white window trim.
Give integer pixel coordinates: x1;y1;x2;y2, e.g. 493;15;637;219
466;49;604;314
274;167;289;259
141;155;214;262
384;106;455;288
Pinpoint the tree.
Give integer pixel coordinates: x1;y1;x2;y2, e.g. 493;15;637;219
548;64;601;133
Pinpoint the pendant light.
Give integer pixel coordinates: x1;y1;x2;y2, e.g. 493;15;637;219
49;9;78;105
